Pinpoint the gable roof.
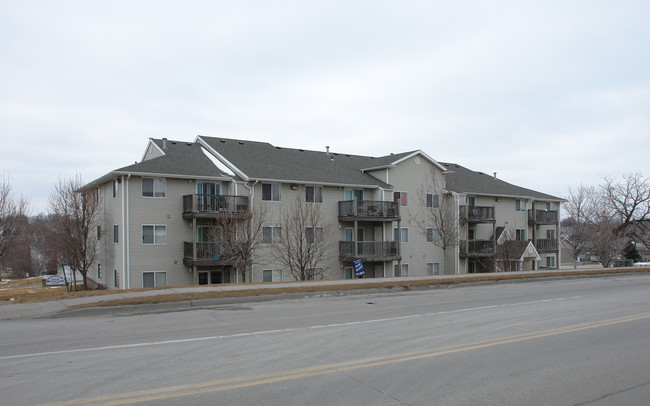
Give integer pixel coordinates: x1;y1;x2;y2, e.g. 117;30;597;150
497;240;541;261
198;136;396;189
82;138;231;189
115;138;229;179
441;162;563;201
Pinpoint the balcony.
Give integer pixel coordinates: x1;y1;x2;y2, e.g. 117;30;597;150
528;209;558;225
339;241;401;262
183;242;231;267
460;206;495;223
338;200;400;222
183;194;250;220
534;238;558;253
459;240;495;257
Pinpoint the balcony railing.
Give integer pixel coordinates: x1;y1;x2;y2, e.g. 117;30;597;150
460;206;495;223
459;240;495;257
339;241;400;261
534;238;558;253
528;209;558;225
183;194;250;219
183;242;230;266
338;200;400;221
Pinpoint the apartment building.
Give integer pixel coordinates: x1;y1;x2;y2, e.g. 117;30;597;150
84;137;562;289
442;163;563;273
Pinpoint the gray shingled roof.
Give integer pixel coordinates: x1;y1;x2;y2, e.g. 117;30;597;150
441;162;563;201
115;139;228;179
199;136;397;188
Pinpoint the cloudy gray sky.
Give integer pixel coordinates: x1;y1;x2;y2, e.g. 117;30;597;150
2;0;649;213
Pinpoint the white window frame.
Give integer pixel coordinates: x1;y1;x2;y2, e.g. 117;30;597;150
113;224;119;244
426;193;439;208
97;263;102;279
114;269;119;288
262;226;281;244
426;228;440;243
305;186;324;203
427;262;440;276
516;199;527;212
142;271;167;288
262;269;283;282
546;256;556;268
142;225;167;245
515;228;526;241
142;178;166;198
113;179;119;199
394;227;408;243
306;227;324;244
394;191;408;207
394;263;408;277
262;183;281;201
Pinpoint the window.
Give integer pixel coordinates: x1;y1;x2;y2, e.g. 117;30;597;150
142;225;167;245
97;263;102;279
262;269;282;282
113;179;119;198
468;196;476;206
344;189;364;201
306;227;324;243
515;228;526;241
468;228;476;240
516;199;526;211
344;267;353;279
426;228;440;243
142;178;166;198
546;229;556;240
394;264;408;277
546;256;556;268
142;271;166;288
96;226;101;240
114;270;119;288
262;226;281;243
394;227;408;243
426;193;439;208
394;191;408;206
262;183;281;201
305;268;324;280
113;225;119;243
306;186;323;203
427;263;440;276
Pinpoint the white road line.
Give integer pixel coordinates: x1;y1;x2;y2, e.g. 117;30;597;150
0;296;580;360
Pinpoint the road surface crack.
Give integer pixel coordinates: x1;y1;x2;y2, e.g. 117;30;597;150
574;381;650;405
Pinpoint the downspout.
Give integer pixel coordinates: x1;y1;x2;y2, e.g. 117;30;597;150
126;174;131;289
450;191;460;275
242;180;258;283
121;175;126;289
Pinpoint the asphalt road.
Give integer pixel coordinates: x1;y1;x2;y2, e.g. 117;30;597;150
1;274;650;405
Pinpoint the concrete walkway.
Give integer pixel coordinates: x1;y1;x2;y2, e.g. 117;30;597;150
1;266;644;321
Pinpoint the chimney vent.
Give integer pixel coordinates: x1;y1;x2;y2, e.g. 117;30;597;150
162;138;168;149
493;172;497;179
326;146;330;155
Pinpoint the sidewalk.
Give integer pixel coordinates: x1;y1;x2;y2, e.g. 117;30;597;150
0;266;645;321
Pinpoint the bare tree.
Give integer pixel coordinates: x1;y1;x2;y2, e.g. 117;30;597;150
48;175;102;290
601;173;650;247
0;176;29;280
415;170;459;274
270;194;334;281
562;184;598;268
207;203;267;283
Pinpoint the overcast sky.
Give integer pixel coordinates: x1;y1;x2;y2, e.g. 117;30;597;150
2;1;649;214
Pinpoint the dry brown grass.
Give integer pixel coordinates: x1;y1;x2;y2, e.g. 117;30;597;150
2;268;649;310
